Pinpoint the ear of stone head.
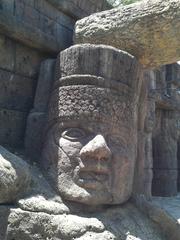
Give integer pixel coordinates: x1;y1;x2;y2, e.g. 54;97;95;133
55;44;142;89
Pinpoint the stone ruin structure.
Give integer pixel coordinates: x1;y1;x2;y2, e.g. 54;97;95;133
0;0;180;240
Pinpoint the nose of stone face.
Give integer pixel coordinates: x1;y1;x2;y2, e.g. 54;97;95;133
80;135;111;160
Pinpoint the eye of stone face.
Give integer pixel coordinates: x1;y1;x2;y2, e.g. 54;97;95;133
61;128;86;141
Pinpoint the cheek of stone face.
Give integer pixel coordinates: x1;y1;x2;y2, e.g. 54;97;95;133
58;137;82;176
110;145;135;204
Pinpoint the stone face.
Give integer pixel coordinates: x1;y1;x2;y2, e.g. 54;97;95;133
41;44;143;206
74;0;180;68
0;146;31;204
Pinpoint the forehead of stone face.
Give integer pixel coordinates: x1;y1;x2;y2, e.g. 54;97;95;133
55;44;141;89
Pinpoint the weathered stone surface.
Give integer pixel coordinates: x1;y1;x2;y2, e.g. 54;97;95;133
15;43;45;78
136;194;180;240
4;203;165;240
152;169;178;196
41;44;143;206
0;69;34;111
25;112;46;160
0;206;10;240
0;34;15;71
55;44;141;89
0;0;109;55
25;59;55;160
75;0;180;68
46;0;112;19
0;109;27;146
34;59;55;112
151;64;180;197
133;69;155;199
0;146;31;204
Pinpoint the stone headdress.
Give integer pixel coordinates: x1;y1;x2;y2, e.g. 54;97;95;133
47;44;141;127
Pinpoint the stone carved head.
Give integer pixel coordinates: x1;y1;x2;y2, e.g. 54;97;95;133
41;44;142;206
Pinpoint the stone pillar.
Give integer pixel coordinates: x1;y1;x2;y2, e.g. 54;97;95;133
133;70;155;199
25;59;55;161
152;109;178;196
177;133;180;191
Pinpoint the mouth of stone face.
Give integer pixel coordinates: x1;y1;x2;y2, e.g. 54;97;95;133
77;170;109;190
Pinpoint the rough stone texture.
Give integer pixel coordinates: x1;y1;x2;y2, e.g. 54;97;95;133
0;1;73;53
0;69;34;111
33;59;55;112
75;0;180;68
0;147;166;240
133;70;155;199
0;0;111;54
0;206;10;240
25;112;47;161
0;202;165;240
41;44;143;206
0;33;46;147
0;0;111;149
136;194;180;240
46;0;112;19
133;63;180;198
0;146;31;204
0;109;27;146
177;136;180;191
25;59;55;160
0;146;68;213
152;109;178;196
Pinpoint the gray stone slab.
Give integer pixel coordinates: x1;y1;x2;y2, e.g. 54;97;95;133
0;10;59;54
25;112;46;161
0;109;27;147
0;69;34;111
46;0;111;19
136;195;180;240
34;59;55;112
0;34;15;71
152;169;178;197
0;206;10;240
15;43;45;78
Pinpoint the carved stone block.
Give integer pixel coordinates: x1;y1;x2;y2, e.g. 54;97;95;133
41;44;143;206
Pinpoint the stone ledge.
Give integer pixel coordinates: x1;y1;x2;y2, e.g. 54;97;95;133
46;0;112;19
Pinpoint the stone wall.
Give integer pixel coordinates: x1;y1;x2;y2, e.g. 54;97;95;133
0;0;111;148
0;34;46;147
134;63;180;198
